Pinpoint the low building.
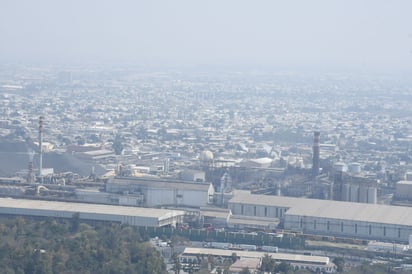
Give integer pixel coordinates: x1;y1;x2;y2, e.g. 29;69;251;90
395;181;412;200
367;241;408;253
180;247;335;273
107;176;215;208
229;257;261;274
180;169;206;182
229;190;412;243
0;198;184;227
75;149;115;162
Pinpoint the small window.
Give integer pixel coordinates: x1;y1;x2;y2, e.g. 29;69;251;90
369;225;372;235
383;227;386;236
327;221;330;231
355;224;358;234
300;218;303;228
264;207;268;217
241;205;244;215
341;222;344;232
398;228;401;238
254;206;257;216
314;220;317;230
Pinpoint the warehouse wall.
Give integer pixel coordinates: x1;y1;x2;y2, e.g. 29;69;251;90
0;205;180;228
146;187;211;207
228;202;289;219
284;214;412;243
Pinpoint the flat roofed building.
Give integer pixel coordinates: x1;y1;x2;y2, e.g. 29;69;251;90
180;247;335;273
395;181;412;200
229;190;296;218
229;257;261;274
229;191;412;243
107;176;215;208
0;198;184;227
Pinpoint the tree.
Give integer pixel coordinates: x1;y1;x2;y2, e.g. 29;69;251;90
260;254;276;272
0;218;167;274
172;252;181;274
112;134;124;155
239;267;251;274
70;212;80;233
333;257;345;272
231;252;238;263
276;261;292;273
75;136;85;145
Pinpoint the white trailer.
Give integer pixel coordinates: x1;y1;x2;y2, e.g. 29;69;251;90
238;244;257;251
211;242;231;249
261;245;278;253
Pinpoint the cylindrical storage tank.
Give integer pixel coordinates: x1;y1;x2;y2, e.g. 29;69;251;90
359;185;368;203
367;187;377;204
350;185;359;202
342;184;351;201
348;163;361;174
333;162;348;173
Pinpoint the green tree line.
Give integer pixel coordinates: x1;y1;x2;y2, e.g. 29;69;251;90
0;216;166;274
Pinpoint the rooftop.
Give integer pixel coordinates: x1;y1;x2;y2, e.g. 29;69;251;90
0;198;184;220
182;247;330;265
109;176;213;192
230;191;412;226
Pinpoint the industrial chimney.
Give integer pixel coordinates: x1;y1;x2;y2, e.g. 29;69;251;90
27;150;35;184
312;131;320;177
38;116;44;177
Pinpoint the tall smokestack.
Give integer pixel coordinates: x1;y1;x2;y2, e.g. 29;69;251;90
38;116;44;177
312;131;320;177
28;150;35;183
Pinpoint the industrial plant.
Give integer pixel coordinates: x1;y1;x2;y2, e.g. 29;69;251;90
1;66;412;273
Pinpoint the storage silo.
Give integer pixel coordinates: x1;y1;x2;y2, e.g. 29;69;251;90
349;185;359;202
348;163;361;174
333;162;348;173
359;185;368;203
342;183;351;201
367;187;377;204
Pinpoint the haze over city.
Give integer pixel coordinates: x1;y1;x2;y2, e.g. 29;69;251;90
1;1;412;274
1;0;411;72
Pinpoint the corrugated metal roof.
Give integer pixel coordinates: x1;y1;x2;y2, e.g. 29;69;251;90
229;191;412;226
182;247;329;265
0;198;184;220
229;190;299;208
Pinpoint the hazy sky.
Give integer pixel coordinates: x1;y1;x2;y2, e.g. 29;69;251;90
0;0;411;71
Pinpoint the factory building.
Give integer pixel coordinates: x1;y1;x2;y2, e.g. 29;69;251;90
395;181;412;200
0;198;184;227
179;169;206;182
180;248;335;273
333;167;377;204
106;176;215;208
229;191;412;243
229;190;296;219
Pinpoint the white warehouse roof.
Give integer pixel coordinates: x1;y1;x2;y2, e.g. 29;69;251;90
229;191;412;226
0;198;184;227
182;247;330;265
